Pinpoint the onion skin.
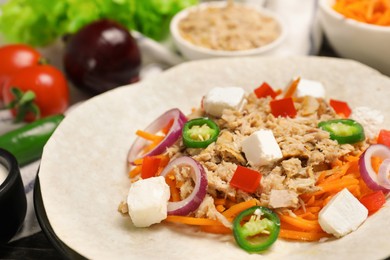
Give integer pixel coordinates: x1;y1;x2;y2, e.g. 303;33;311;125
378;159;390;189
127;108;187;164
359;144;390;192
159;156;208;216
63;19;141;95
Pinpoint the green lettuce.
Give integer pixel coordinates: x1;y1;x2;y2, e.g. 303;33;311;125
0;0;198;46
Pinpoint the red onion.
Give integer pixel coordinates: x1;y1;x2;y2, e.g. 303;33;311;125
359;144;390;192
127;108;187;164
378;159;390;189
159;156;208;216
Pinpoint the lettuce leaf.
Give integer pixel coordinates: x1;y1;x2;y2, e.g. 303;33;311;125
0;0;197;46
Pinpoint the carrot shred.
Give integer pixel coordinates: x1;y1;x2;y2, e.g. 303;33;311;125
129;165;142;178
283;77;300;98
222;199;258;220
200;225;232;234
165;173;181;202
216;204;226;213
333;0;390;26
136;130;165;142
164;215;225;226
279;229;331;241
278;214;323;232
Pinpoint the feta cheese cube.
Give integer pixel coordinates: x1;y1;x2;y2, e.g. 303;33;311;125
296;78;325;98
318;188;368;238
350;106;384;140
203;86;246;117
241;129;283;166
127;176;170;227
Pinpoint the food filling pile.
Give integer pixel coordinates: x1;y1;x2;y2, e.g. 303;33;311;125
178;2;281;51
119;77;389;253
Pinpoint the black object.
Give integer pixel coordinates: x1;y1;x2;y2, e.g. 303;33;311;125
34;175;85;260
0;148;27;244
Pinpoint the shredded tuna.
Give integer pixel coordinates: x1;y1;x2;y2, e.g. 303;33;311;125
162;92;367;216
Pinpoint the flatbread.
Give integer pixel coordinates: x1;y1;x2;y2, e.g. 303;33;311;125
39;56;390;260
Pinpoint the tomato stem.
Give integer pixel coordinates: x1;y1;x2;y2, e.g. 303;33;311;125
6;87;40;122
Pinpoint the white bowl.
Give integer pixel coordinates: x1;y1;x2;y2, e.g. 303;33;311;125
170;1;286;60
319;0;390;76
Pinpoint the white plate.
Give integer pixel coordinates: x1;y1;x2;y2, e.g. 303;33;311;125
38;56;390;260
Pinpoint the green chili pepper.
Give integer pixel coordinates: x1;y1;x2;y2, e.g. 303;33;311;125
318;119;365;144
233;206;280;253
182;118;220;148
0;114;64;166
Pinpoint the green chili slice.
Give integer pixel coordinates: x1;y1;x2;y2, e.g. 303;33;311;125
318;119;365;144
233;206;280;253
182;118;220;148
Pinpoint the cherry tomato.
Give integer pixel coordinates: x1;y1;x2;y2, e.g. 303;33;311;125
2;65;69;122
0;44;42;100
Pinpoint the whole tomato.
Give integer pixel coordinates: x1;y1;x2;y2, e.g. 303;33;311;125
2;65;70;122
0;44;42;100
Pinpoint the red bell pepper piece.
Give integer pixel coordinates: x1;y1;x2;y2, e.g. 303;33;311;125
377;129;390;147
270;97;297;118
329;99;352;118
141;156;162;179
230;165;262;193
254;82;277;99
359;190;386;215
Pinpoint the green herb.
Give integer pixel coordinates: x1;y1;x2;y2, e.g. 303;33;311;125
0;0;198;46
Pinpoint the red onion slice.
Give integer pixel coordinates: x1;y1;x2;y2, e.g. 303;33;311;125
378;159;390;189
159;156;208;216
359;144;390;192
127;108;187;164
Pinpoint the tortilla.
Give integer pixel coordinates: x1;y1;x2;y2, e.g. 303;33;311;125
38;56;390;259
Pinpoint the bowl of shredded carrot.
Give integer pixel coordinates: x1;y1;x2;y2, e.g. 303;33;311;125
319;0;390;76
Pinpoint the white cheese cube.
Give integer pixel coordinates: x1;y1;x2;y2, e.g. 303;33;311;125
203;86;246;117
318;188;368;238
350;106;384;140
296;78;325;98
127;176;170;227
241;129;283;166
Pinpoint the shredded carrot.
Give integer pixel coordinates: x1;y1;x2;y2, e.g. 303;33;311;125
165;215;225;226
333;0;390;26
129;165;142;178
222;199;258;220
161;119;174;135
279;229;330;241
216;204;226;213
165;173;181;202
200;225;232;234
319;164;350;184
136;130;165;142
278;214;323;232
214;198;227;206
283;77;300;98
281;155;377;242
371;156;383;173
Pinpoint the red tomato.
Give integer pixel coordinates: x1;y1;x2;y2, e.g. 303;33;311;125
0;44;42;100
2;65;69;122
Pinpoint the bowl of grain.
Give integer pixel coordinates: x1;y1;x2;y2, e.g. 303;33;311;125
170;1;286;60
